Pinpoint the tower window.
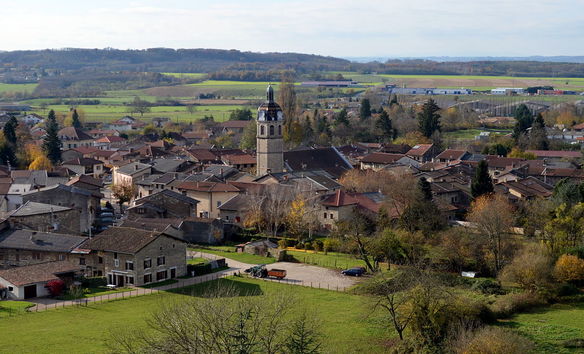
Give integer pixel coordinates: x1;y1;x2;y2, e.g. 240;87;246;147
278;125;281;135
270;125;274;135
260;125;265;135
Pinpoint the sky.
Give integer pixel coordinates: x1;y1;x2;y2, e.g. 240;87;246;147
1;0;583;57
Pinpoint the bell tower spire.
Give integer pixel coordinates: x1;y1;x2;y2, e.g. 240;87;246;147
256;85;284;176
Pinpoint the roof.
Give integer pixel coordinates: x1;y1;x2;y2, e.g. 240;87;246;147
435;149;469;161
95;136;126;143
134;189;200;205
406;144;434;156
177;181;240;193
66;174;103;188
120;218;183;231
503;177;553;198
82;227;167;254
284;147;353;179
116;162;152;176
321;190;359;207
525;150;582;159
360;152;405;164
187;149;219;162
0;229;87;253
11;201;72;217
151;159;187;173
222;154;256;165
58;127;93;141
23;183;98;198
62;157;103;167
0;261;83;287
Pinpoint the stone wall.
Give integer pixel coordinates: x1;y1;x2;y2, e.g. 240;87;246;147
9;209;81;234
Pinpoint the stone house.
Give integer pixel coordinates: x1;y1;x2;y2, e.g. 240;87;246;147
65;174;103;194
176;181;240;218
112;162;152;185
22;184;102;234
61;157;105;178
359;152;405;171
8;201;81;234
81;227;187;286
128;190;199;219
406;144;439;163
318;190;385;230
58;127;94;150
0;227;89;269
0;261;84;299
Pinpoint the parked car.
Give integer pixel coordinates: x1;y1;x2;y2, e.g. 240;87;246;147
341;267;366;277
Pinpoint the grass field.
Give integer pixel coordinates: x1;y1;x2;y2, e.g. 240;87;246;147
190;246;278;264
0;83;38;94
286;249;369;270
0;301;35;318
162;72;207;79
58;286;133;300
0;277;387;353
502;302;584;353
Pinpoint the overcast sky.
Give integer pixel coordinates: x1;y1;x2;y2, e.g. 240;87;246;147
1;0;582;57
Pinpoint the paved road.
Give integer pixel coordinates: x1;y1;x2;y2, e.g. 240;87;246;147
27;252;355;311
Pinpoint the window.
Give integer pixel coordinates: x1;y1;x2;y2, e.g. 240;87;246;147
225;215;230;221
144;259;152;269
137;208;145;214
260;125;265;135
114;259;119;267
269;125;274;135
330;213;334;220
32;252;41;260
156;270;168;281
98;256;103;264
217;201;222;207
8;286;13;292
323;212;327;219
79;258;86;265
157;256;166;266
126;276;134;285
143;274;152;284
114;252;118;259
125;261;134;271
278;125;282;135
58;254;65;261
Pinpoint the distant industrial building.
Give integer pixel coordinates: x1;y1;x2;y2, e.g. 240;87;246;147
300;81;359;88
491;88;525;95
384;86;472;95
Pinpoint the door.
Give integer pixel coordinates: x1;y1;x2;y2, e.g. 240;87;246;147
24;285;37;299
170;268;176;279
116;275;124;287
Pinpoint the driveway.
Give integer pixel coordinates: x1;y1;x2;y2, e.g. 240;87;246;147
192;251;357;291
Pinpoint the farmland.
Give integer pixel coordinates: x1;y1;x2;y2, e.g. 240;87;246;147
0;83;38;94
0;277;387;354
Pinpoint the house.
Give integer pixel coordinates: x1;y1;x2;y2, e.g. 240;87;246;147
108;116;142;131
0;261;84;299
525;150;582;161
128;190;199;219
406;144;439;163
283;147;353;179
58;127;94;149
434;149;470;164
221;154;257;171
318;190;385;229
176;181;240;218
112;162;152;185
218;120;250;135
81;227;187;286
359;152;405;171
23;184;102;234
66;174;103;193
93;136;126;150
0;228;89;269
121;217;225;245
62;157;105;178
499;177;553;201
19;113;44;126
8;201;81;234
185;149;220;164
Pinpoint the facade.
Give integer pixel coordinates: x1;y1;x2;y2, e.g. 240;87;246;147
176;181;240;218
8;201;81;234
128;189;199;219
256;85;284;176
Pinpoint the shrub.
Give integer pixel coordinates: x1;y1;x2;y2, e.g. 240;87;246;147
451;326;534;354
46;279;65;297
499;244;554;294
314;240;323;252
81;276;107;288
491;292;547;318
563;338;584;349
277;239;288;249
295;242;304;249
304;242;314;251
558;283;581;297
471;278;504;295
554;254;584;283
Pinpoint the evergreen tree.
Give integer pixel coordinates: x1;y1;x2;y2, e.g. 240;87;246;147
512;104;533;140
0;142;17;167
71;109;82;128
359;98;371;120
3;116;18;145
375;109;394;141
335;108;350;127
471;160;494;198
302;116;314;142
417;99;441;138
43;109;62;164
529;113;549;150
419;177;433;201
389;94;399;107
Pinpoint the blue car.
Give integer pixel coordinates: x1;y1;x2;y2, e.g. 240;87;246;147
341;267;366;277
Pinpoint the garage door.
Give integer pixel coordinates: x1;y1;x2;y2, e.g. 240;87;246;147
24;285;37;299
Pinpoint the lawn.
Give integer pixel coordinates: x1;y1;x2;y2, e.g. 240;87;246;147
0;301;35;317
187;257;208;264
501;302;584;353
57;286;133;300
140;279;178;288
190;246;278;264
286;249;369;270
0;83;38;94
0;277;387;353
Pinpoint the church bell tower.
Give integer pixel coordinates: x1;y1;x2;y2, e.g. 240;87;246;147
256;85;284;176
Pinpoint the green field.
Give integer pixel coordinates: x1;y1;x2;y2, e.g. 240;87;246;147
190;246;278;264
502;302;584;353
0;83;38;94
162;72;208;79
0;301;35;318
0;277;386;353
287;249;369;270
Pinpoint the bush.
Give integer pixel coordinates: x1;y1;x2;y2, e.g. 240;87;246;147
187;263;213;276
554;254;584;283
295;242;304;249
304;242;314;251
314;240;323;252
46;279;65;297
471;278;504;295
81;276;107;288
563;338;584;349
557;283;581;297
500;244;555;294
491;292;547;318
451;326;534;354
277;239;288;249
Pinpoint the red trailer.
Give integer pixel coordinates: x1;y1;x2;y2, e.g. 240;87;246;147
267;269;287;279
